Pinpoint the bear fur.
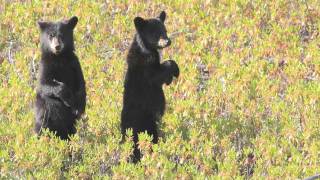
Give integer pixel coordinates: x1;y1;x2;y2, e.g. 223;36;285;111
121;11;179;162
35;16;86;140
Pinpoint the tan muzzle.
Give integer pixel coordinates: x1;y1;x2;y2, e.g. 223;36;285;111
158;38;171;48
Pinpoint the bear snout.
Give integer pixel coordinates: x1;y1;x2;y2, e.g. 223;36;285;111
50;37;64;54
158;38;171;48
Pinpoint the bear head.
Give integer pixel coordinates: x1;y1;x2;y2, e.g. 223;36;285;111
134;11;171;52
38;16;78;55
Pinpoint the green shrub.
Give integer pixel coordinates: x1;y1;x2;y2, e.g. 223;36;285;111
0;0;319;178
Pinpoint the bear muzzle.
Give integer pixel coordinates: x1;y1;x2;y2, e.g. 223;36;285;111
50;37;64;54
158;38;171;49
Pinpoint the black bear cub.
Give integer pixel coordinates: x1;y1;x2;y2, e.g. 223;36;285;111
35;16;86;140
121;11;179;162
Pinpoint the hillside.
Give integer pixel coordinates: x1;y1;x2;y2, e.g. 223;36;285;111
0;0;319;179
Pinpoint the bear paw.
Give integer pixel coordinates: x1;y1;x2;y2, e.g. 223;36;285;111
164;60;179;78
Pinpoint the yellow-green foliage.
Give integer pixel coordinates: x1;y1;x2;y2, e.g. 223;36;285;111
0;0;319;179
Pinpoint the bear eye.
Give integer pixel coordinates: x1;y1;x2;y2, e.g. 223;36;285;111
49;33;55;38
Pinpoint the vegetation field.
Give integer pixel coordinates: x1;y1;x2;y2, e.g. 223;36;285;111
0;0;319;179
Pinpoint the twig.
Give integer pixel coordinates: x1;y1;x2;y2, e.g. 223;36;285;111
6;39;23;80
304;174;320;180
169;29;192;39
7;40;14;64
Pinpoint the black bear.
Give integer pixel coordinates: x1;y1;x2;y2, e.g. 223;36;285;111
35;16;86;140
121;11;179;162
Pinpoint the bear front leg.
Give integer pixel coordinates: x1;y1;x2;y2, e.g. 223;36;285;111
52;79;78;116
38;80;76;114
73;60;86;118
145;60;179;86
74;89;86;118
162;60;179;78
161;60;179;84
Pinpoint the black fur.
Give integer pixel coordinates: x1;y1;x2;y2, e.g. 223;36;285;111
35;16;86;140
121;11;179;162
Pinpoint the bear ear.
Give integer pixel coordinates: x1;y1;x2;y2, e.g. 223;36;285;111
159;11;166;22
38;21;49;31
134;17;146;30
67;16;78;29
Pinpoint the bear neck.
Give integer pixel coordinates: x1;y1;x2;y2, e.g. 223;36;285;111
41;49;74;61
135;33;155;55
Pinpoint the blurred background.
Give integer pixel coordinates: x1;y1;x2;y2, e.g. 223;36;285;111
0;0;319;179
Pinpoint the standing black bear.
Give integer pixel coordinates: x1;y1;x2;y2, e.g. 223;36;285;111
121;11;180;162
35;16;86;140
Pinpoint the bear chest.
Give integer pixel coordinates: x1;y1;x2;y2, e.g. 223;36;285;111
51;62;78;91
